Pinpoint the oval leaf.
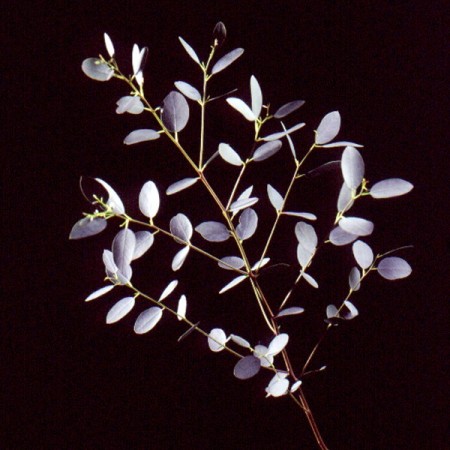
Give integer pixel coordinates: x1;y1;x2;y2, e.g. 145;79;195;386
234;356;261;380
170;213;193;242
250;75;262;117
339;217;374;237
174;81;201;101
112;229;136;273
370;178;414;199
166;177;199;195
266;374;289;397
172;246;190;271
218;256;245;271
133;231;154;260
236;208;258;240
274;100;305;119
295;222;318;250
337;182;354;213
208;328;227;352
253;140;282;162
341;146;365;189
106;297;135;324
139;181;160;219
302;272;319;288
81;58;113;81
103;250;118;275
352;240;374;269
124;129;160;145
211;48;244;74
276;307;305;318
226;97;255;121
69;217;107;240
195;221;229;242
219;143;243;166
267;184;284;211
116;96;144;114
162;91;190;132
283;211;317;220
268;333;289;356
329;226;358;246
134;307;163;334
315;111;341;144
378;257;412;280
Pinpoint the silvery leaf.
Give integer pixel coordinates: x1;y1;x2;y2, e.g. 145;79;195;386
370;178;414;199
265;373;289;397
132;231;154;260
329;226;358;246
297;244;313;268
236;208;258;240
253;140;282;161
174;81;201;101
251;258;270;270
326;304;339;319
226;97;256;121
103;33;115;58
218;143;243;166
219;275;247;294
218;256;245;270
85;285;115;302
337;182;354;213
237;186;253;201
81;58;114;81
267;184;284;211
159;280;178;301
177;295;187;321
116;96;144;114
274;100;305;119
124;129;160;145
132;44;148;75
283;211;317;220
281;122;297;159
320;141;363;148
162;91;190;132
341;300;359;320
229;334;251;348
377;257;412;280
170;213;193;242
94;178;125;214
290;380;303;393
134;307;163;334
261;123;305;141
341;146;365;189
69;217;107;239
276;307;305;318
250;75;262;117
349;267;361;291
166;177;199;195
207;328;227;352
352;240;374;269
315;111;341;144
234;356;261;380
103;250;118;275
229;197;258;213
112;229;136;273
171;246;190;271
195;221;229;242
106;297;135;324
339;217;374;237
178;37;200;64
295;222;318;250
139;181;159;219
268;333;289;356
211;48;244;74
302;272;319;288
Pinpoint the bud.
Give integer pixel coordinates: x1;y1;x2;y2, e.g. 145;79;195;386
212;21;227;47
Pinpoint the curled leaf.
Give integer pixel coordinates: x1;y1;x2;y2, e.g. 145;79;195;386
349;267;361;291
94;178;125;214
81;58;114;81
337;182;354;213
171;246;190;271
341;300;359;320
229;197;258;213
133;231;154;260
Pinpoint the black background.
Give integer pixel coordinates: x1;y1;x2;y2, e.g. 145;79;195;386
4;1;447;449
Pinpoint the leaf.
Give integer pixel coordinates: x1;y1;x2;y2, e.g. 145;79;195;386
306;161;340;178
207;328;227;352
229;334;251;348
237;186;253;201
370;178;414;199
171;246;190;271
265;373;289;397
81;58;114;81
326;304;339;319
226;97;256;121
250;75;262;117
85;285;115;302
320;141;363;148
219;275;247;294
341;300;359;320
134;307;163;334
339;217;374;237
166;177;199;195
315;111;341;145
253;140;282;161
261;122;305;141
254;345;273;367
349;267;361;291
352;240;374;269
283;211;317;221
116;96;144;114
274;100;305;119
302;272;319;288
174;81;201;101
170;213;193;242
139;181;160;219
229;197;258;213
162;91;190;132
378;257;412;280
218;143;243;166
341;146;365;189
290;380;303;393
69;217;107;239
281;122;297;159
178;36;200;64
267;184;284;211
233;356;261;380
94;178;125;214
251;258;270;270
211;48;244;74
106;297;135;324
102;250;118;275
112;229;136;274
132;44;148;75
124;129;160;145
236;208;258;240
177;321;200;342
159;280;178;301
104;33;115;58
195;221;229;242
329;226;358;246
133;231;154;260
218;256;245;271
276;307;305;318
177;295;187;321
268;333;289;356
295;222;318;250
337;182;354;213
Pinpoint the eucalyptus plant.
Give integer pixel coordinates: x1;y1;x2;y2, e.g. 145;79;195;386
71;22;413;449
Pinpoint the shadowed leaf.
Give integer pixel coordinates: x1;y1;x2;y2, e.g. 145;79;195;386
172;246;190;271
139;181;160;219
112;229;136;275
116;96;144;114
341;146;365;189
253;140;282;161
349;267;361;291
162;91;190;132
133;231;154;260
95;178;125;214
69;217;107;239
329;226;358;246
236;208;258;240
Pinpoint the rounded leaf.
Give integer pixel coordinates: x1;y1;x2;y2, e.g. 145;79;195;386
195;221;229;242
229;334;251;348
234;356;261;380
370;178;414;199
295;222;318;250
341;146;365;189
218;256;245;270
208;328;227;352
268;333;289;356
162;91;190;132
339;217;374;237
139;181;160;219
81;58;114;81
352;240;374;269
378;257;412;280
106;297;135;324
134;307;163;334
236;208;258;240
315;111;341;145
112;229;136;272
174;81;201;101
266;374;289;397
329;226;358;246
116;96;144;114
170;213;193;242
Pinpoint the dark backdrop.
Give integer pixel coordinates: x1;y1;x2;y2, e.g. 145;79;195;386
4;1;447;449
